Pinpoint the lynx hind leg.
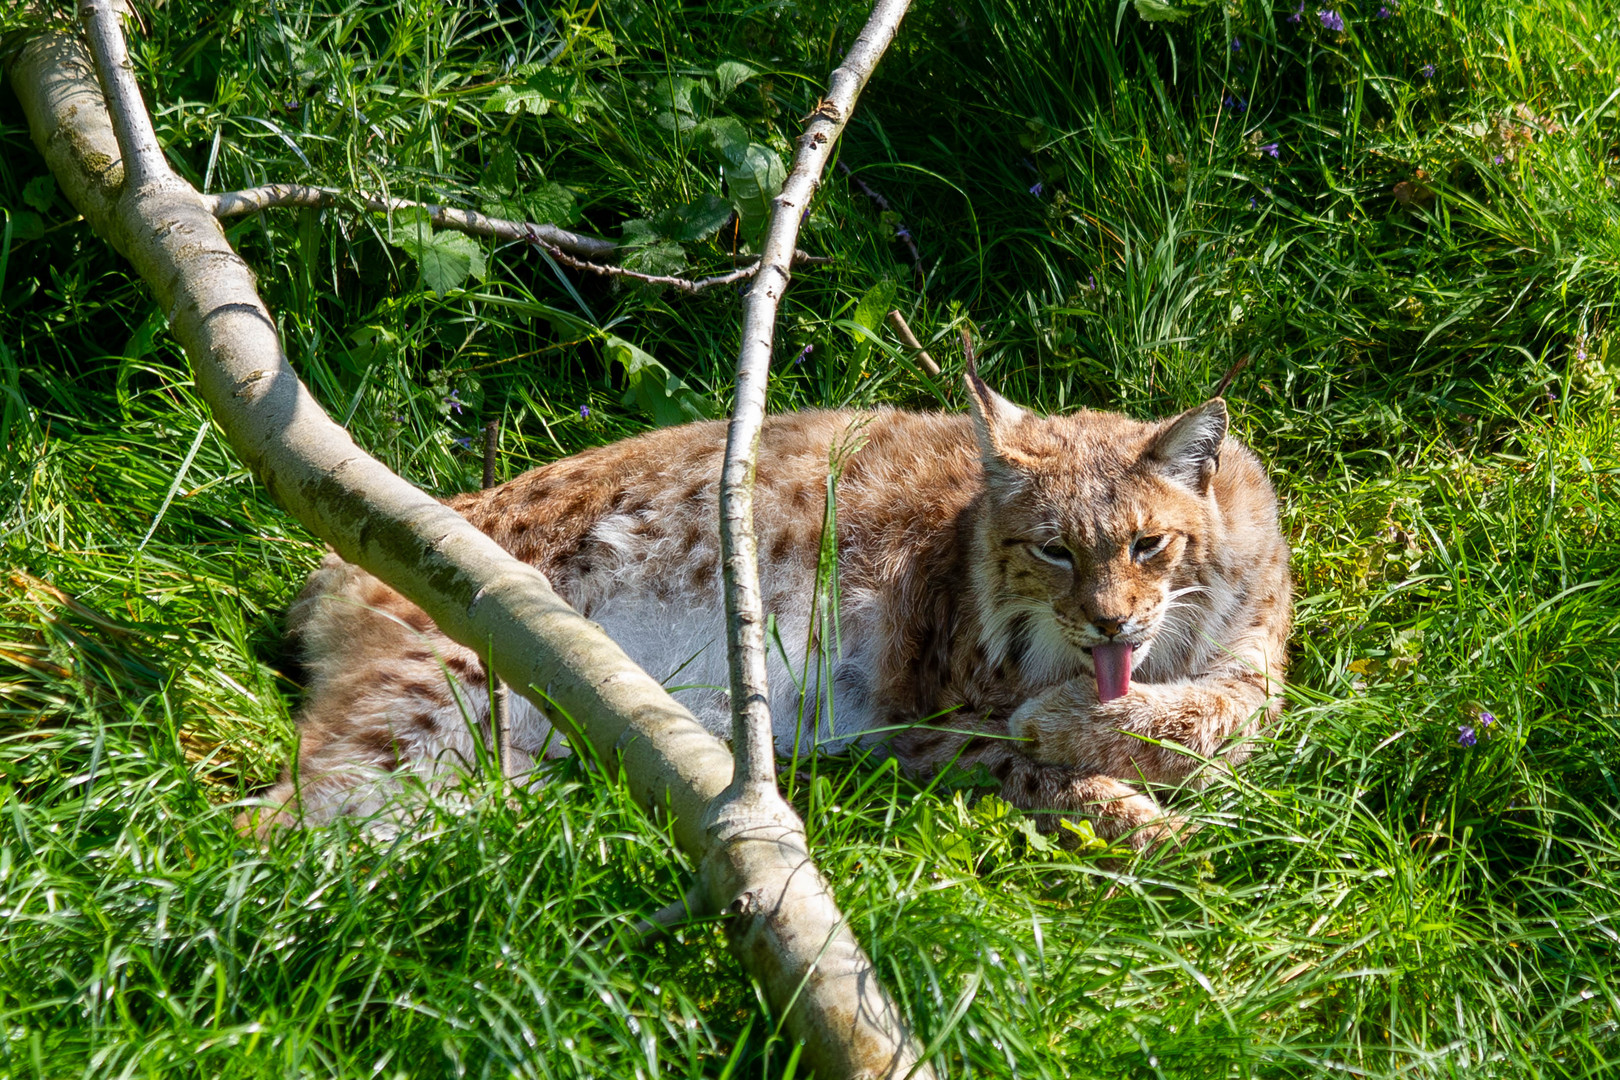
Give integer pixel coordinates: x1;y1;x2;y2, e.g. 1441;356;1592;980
249;556;566;833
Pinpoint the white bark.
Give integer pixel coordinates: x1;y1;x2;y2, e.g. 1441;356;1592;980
8;5;931;1076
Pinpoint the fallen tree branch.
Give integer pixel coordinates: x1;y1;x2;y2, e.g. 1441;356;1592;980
10;6;926;1076
710;0;928;1077
535;239;765;294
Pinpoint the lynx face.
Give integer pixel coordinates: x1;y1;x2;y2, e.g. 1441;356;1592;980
966;375;1230;695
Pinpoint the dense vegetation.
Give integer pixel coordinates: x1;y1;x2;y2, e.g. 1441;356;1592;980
2;0;1617;1075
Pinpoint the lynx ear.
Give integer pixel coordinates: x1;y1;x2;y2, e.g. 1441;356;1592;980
1150;398;1228;494
964;369;1030;468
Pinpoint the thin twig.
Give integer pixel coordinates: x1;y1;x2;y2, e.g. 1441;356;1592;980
536;240;760;294
885;309;942;377
203;183;619;260
1213;353;1250;398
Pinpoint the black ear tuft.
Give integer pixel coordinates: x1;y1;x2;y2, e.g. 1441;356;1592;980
1150;398;1228;494
963;370;1030;469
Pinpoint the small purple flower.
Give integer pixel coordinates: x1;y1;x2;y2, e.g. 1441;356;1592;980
1287;2;1304;23
1494;153;1505;165
1376;5;1391;18
1028;181;1044;197
1319;9;1344;30
895;225;913;242
794;344;813;366
1457;725;1477;747
1085;273;1097;290
1577;347;1588;361
392;414;407;424
1249;196;1258;209
1262;142;1280;158
445;390;464;416
1479;711;1496;727
1420;63;1436;78
579;404;591;419
452;435;473;450
1223;93;1247;113
1230;38;1243;52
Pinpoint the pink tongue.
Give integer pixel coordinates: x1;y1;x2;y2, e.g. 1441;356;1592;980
1093;643;1133;702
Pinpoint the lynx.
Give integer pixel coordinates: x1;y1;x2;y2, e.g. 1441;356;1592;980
260;374;1291;847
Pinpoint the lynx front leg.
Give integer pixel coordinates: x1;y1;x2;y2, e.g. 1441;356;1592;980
892;724;1182;850
1007;672;1277;783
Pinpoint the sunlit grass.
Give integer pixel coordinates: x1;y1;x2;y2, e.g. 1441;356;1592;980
2;0;1618;1074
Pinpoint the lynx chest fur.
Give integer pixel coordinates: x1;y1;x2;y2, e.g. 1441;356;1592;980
270;377;1291;846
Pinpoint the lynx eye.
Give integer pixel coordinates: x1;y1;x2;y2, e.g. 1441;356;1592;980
1132;534;1168;561
1028;541;1074;567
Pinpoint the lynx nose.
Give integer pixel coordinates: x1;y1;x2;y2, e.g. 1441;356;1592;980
1091;616;1127;638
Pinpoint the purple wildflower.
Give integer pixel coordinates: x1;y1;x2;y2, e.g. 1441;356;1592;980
1231;38;1243;52
392;414;407;424
1376;5;1391;18
1420;62;1436;78
1577;347;1588;361
1319;9;1344;31
1029;181;1044;197
1249;196;1259;209
895;225;913;241
445;390;464;416
1223;93;1248;112
579;404;590;419
1262;142;1280;158
794;344;813;366
1479;711;1496;727
452;435;473;450
1086;273;1097;290
1494;153;1505;164
1457;725;1477;747
1287;2;1304;23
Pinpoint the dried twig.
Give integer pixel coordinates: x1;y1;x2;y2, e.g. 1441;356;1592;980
482;418;511;776
885;309;942;377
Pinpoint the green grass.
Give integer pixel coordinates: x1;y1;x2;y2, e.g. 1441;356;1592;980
2;0;1619;1075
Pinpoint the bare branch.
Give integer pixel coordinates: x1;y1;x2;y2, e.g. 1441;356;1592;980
203;182;619;260
710;0;932;1076
537;241;762;294
885;309;943;377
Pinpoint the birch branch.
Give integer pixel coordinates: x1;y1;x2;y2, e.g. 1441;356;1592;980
708;0;928;1075
11;7;930;1076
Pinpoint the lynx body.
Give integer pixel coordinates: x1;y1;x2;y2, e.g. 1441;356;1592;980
266;377;1291;845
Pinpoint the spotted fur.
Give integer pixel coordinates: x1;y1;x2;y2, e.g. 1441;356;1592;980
259;376;1290;847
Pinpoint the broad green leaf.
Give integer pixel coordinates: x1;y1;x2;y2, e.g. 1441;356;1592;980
722;142;786;240
22;176;55;214
482;182;578;227
6;210;43;242
652;75;703;133
654;194;734;242
851;279;900;339
604;334;711;426
714;61;754;97
621;241;688;277
393;226;487;295
698;116;750;162
485;83;552;115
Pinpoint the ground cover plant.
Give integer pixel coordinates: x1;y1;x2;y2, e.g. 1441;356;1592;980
2;0;1618;1075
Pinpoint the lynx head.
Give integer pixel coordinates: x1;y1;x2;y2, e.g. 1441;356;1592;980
965;371;1228;695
